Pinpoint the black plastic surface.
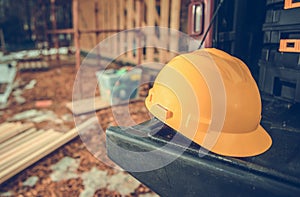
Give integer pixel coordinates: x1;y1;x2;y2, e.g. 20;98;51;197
261;47;300;69
264;7;300;28
106;101;300;196
258;61;300;102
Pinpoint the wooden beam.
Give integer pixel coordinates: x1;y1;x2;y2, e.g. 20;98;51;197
170;0;181;30
159;0;170;63
94;0;100;43
136;0;142;64
46;28;74;34
0;123;34;144
146;0;156;61
0;130;61;172
0;128;37;155
72;0;80;70
118;0;125;58
0;128;38;157
80;29;124;34
66;96;144;115
126;0;135;60
0;123;18;134
98;0;104;42
169;0;181;58
50;0;59;60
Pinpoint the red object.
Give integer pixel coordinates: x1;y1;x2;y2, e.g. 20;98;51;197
188;0;214;48
35;100;53;108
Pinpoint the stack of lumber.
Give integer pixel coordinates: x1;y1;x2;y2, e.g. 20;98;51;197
0;117;97;184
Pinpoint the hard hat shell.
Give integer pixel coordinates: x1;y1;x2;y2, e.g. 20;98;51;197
145;48;272;157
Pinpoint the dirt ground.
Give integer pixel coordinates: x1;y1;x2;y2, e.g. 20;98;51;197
0;57;156;197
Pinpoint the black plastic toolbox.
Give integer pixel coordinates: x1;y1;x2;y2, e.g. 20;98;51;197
263;30;300;44
259;61;300;102
266;0;284;6
264;7;300;28
261;47;300;68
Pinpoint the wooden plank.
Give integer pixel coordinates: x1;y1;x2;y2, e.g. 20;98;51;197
170;0;181;30
135;0;142;64
46;28;74;34
94;0;100;44
0;123;34;144
0;130;62;172
146;0;156;62
0;128;38;155
169;0;181;59
67;96;144;115
72;0;80;70
0;122;17;134
0;129;59;166
118;0;125;58
80;29;123;34
0;117;98;184
159;0;170;63
111;0;118;57
98;0;105;42
160;0;170;27
126;0;134;60
66;96;110;115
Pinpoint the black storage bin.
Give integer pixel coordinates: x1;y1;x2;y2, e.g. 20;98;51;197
261;47;300;69
266;0;284;6
259;61;300;102
264;7;300;28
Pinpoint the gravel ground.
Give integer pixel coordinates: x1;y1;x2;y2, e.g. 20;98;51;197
0;58;157;197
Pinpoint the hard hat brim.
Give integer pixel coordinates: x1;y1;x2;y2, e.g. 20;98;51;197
195;124;272;157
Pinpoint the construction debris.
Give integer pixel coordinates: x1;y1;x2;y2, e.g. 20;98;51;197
0;191;13;197
24;79;37;90
0;57;156;196
107;172;141;196
18;61;49;72
80;167;108;197
22;176;39;187
0;63;17;104
50;156;80;182
35;100;53;108
0;47;72;63
9;109;61;123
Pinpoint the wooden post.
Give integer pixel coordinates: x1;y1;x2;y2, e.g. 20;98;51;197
94;0;101;67
169;0;181;58
160;0;170;63
94;0;100;44
118;0;125;58
73;0;80;70
98;0;104;42
136;0;143;65
111;0;118;57
170;0;181;30
50;0;59;60
0;29;6;53
146;0;156;62
126;0;135;60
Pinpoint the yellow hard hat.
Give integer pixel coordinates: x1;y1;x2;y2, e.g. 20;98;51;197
145;48;272;157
